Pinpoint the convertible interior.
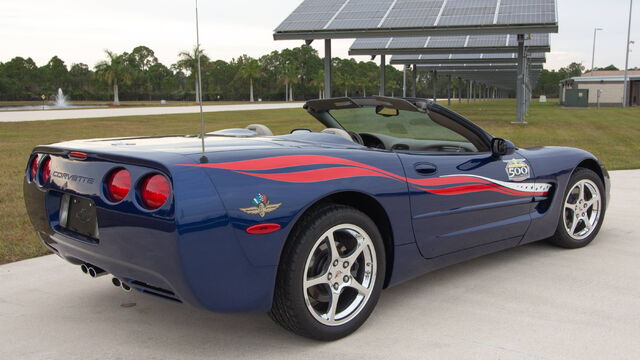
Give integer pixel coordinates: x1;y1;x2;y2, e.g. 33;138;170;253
237;97;490;153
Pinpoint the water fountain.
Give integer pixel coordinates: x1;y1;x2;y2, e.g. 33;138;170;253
54;88;68;107
0;88;105;111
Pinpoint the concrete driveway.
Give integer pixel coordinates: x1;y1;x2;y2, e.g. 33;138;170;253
1;170;639;360
0;102;303;122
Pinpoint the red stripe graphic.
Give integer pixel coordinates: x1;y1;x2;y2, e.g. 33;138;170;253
181;155;548;197
236;167;396;183
192;155;408;181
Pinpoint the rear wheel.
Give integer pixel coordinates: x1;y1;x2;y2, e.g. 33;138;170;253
269;204;385;341
548;168;605;248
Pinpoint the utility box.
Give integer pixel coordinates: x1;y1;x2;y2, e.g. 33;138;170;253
564;89;589;107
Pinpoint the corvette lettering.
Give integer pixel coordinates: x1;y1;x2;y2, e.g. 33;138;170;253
52;171;95;184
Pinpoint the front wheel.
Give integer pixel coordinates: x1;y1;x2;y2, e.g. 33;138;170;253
548;168;606;248
269;204;386;341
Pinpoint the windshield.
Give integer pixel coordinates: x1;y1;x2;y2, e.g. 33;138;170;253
328;106;482;152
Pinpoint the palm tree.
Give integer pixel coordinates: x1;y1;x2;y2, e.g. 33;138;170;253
279;64;298;102
176;47;208;104
388;81;400;97
337;72;355;97
95;50;130;105
309;70;325;99
235;56;262;102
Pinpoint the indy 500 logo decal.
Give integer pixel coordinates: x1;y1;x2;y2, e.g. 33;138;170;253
504;159;530;182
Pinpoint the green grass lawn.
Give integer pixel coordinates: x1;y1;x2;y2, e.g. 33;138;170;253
1;98;639;264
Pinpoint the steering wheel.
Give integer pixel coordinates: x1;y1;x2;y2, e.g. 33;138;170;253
347;131;365;145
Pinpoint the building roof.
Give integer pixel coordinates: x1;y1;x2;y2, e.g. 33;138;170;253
566;74;640;83
582;70;640;77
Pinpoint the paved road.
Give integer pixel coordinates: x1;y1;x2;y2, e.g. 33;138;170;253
1;170;638;360
0;102;303;122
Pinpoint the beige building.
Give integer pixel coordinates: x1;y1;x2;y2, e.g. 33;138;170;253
560;70;640;106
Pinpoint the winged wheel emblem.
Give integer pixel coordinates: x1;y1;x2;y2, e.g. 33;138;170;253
240;194;281;217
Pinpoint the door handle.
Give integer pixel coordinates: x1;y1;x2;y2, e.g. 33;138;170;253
414;163;437;175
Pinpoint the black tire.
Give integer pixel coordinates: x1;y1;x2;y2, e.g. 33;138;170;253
269;204;386;341
547;168;606;249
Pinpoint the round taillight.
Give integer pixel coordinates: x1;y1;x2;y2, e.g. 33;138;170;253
29;155;39;181
40;157;51;184
140;174;170;210
106;169;131;202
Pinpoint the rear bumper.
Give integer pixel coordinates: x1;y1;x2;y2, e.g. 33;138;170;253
24;173;279;313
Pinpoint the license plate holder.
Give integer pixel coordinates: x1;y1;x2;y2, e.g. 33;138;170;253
60;194;99;240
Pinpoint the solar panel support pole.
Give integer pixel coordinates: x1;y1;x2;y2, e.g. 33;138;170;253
380;54;386;96
432;71;437;103
324;39;332;99
473;81;477;103
403;65;407;97
447;75;452;106
468;80;472;104
412;64;418;97
524;57;527;111
514;34;526;124
622;0;633;107
458;77;462;104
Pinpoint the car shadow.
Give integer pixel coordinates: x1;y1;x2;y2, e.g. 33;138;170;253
63;236;608;357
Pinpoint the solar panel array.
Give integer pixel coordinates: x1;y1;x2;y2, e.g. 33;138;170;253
436;70;542;90
274;0;555;96
415;62;544;69
274;0;557;37
350;33;549;51
390;52;546;64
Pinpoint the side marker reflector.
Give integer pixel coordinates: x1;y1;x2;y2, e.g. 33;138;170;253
246;223;281;235
69;151;88;160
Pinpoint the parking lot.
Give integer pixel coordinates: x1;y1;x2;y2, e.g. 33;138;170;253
1;170;638;360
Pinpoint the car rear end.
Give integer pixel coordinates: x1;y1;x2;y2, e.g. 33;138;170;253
23;146;195;299
23;142;277;311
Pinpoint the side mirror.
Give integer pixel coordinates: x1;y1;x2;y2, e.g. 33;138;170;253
491;138;516;157
375;105;399;117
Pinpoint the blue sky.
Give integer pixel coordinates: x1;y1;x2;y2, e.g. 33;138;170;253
1;0;637;71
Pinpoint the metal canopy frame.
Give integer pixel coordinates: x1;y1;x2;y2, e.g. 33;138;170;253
274;25;558;40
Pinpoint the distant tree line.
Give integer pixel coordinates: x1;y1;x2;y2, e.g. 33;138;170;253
532;62;585;98
0;45;413;103
2;45;632;102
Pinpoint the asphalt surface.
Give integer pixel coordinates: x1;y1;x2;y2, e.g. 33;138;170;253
1;170;638;360
0;102;303;122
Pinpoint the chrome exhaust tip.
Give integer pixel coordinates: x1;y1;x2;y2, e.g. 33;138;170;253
80;264;89;274
88;266;106;278
111;277;121;288
121;282;132;292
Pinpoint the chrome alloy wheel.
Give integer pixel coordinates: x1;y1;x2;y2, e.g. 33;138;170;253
302;224;377;326
563;179;602;240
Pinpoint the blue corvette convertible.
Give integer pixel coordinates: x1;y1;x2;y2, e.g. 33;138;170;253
24;96;609;340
